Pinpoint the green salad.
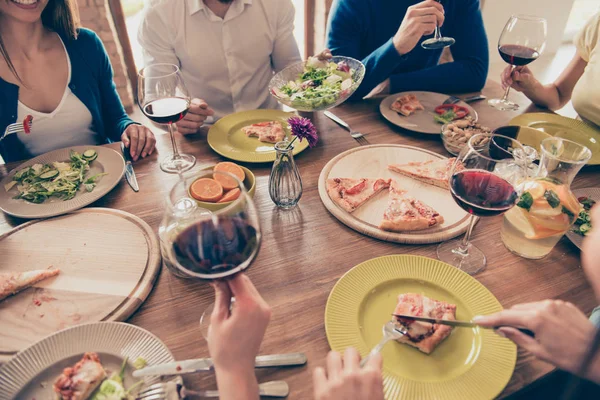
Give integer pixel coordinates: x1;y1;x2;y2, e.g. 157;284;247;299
272;56;355;109
573;196;596;236
4;149;106;204
90;358;143;400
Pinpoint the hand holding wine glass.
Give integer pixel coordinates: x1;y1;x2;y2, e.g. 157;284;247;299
393;0;446;54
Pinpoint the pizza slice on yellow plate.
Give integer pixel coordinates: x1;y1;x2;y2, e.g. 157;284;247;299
242;121;286;144
326;177;391;213
0;268;60;301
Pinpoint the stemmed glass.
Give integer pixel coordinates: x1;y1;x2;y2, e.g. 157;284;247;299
138;64;196;173
488;15;547;111
421;0;455;50
158;167;261;336
437;133;527;274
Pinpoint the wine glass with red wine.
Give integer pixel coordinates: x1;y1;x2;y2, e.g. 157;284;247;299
421;0;455;50
437;133;527;274
138;64;196;173
488;15;547;111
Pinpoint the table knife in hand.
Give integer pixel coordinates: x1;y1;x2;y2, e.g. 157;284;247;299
121;142;139;192
393;314;535;337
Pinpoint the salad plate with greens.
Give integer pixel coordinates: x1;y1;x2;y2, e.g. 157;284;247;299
565;188;600;250
269;53;365;111
0;145;125;219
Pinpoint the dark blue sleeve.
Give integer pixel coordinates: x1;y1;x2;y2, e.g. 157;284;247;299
326;0;408;99
90;31;137;141
389;0;489;93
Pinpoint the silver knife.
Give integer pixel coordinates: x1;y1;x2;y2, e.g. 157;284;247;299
120;142;139;192
443;95;487;105
393;314;535;337
132;352;307;377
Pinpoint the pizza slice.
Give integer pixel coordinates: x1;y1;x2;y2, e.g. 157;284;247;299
390;94;425;117
326;177;391;213
393;293;457;354
53;352;107;400
379;181;444;232
242;121;286;144
0;268;60;301
388;158;462;189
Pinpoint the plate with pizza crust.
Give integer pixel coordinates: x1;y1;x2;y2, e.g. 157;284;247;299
317;144;472;244
380;91;478;134
207;109;310;163
325;254;517;400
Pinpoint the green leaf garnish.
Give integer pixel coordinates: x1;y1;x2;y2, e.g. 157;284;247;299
517;192;534;211
544;190;561;208
562;206;575;222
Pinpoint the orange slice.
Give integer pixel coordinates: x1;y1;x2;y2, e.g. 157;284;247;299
190;178;223;202
214;162;245;191
217;188;241;203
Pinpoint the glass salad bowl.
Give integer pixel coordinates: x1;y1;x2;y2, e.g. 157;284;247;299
269;56;365;112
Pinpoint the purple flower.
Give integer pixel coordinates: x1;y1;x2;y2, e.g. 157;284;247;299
288;116;318;148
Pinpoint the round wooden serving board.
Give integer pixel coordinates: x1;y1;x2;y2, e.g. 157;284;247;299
0;208;161;361
318;145;471;244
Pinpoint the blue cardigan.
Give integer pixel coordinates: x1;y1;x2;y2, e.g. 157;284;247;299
0;28;135;163
326;0;489;99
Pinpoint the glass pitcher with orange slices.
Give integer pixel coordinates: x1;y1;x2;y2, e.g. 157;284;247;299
501;137;591;259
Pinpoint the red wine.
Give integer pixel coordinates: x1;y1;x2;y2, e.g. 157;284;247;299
450;170;518;217
143;97;190;124
172;217;259;278
498;44;539;66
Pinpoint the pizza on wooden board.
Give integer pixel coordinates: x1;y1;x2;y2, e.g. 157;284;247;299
379;181;444;232
53;352;107;400
390;94;425;117
393;293;457;354
242;121;286;144
0;268;60;301
388;158;462;190
326;178;391;213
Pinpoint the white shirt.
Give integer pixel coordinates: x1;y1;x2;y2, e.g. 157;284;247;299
17;36;97;156
572;12;600;128
138;0;301;120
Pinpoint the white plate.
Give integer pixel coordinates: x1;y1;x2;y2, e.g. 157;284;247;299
380;91;478;134
0;322;179;399
565;187;600;250
0;146;125;219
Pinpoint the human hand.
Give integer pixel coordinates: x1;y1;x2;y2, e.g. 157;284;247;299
121;124;156;161
393;0;445;55
175;98;214;135
473;301;598;379
501;65;539;92
207;274;271;374
313;348;384;400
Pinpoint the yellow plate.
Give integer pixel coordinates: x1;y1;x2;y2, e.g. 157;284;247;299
207;110;310;163
325;255;516;400
510;113;600;165
188;165;256;212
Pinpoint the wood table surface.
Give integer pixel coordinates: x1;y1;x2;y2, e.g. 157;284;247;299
1;80;599;399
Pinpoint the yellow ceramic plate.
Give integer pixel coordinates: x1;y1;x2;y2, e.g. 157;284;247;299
325;255;516;400
510;113;600;165
207;110;310;163
188;165;256;212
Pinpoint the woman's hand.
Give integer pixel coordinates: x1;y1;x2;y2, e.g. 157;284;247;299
501;65;539;92
176;98;215;135
313;348;384;400
121;124;156;161
474;300;599;381
393;0;445;55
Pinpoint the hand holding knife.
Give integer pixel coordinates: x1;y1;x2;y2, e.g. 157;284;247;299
121;142;139;192
393;314;535;337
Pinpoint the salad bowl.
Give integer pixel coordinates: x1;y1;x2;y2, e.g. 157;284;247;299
269;56;365;112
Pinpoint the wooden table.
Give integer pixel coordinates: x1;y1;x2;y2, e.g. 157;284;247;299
1;80;599;399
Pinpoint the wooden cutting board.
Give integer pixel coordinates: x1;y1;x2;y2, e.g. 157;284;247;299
318;144;471;244
0;208;161;361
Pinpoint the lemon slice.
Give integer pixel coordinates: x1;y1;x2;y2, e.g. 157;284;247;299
529;205;562;218
521;180;545;200
505;207;536;239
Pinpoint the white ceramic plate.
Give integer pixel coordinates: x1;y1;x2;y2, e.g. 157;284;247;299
380;91;478;134
565;187;600;250
0;146;125;219
0;322;178;399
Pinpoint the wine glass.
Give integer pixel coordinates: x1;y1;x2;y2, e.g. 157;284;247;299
158;167;261;337
138;64;196;173
488;15;547;111
437;133;527;274
421;0;455;50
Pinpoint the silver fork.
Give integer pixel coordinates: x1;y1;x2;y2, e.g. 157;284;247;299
136;380;290;399
323;111;369;146
360;321;407;367
1;117;33;142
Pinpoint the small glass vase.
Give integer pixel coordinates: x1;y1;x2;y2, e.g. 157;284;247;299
269;141;303;209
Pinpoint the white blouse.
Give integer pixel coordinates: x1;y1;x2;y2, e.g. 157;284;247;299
17;36;99;157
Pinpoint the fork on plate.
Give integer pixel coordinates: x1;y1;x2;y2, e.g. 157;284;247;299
136;380;290;399
323;111;369;146
1;115;33;142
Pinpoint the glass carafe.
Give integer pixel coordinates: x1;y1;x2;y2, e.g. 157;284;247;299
269;141;302;209
501;137;591;259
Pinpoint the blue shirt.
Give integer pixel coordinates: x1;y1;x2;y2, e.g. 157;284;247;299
0;28;136;163
326;0;489;99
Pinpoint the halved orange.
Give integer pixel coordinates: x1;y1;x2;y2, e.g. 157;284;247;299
213;162;245;191
217;188;241;203
190;178;223;202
